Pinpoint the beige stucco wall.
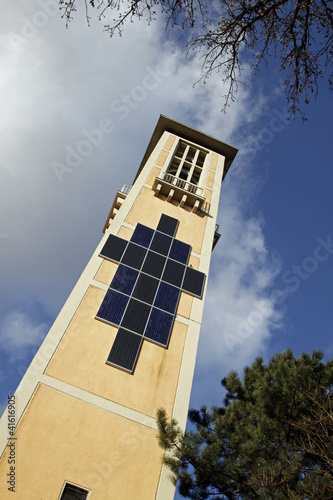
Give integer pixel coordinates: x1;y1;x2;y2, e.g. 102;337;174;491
206;170;215;189
46;286;188;418
94;259;118;286
164;135;176;151
0;123;232;500
210;153;218;171
126;187;207;254
0;384;163;499
146;166;162;187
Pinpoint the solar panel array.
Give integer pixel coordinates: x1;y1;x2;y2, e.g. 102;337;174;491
96;214;206;373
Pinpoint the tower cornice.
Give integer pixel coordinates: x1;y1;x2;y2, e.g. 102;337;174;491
134;114;238;183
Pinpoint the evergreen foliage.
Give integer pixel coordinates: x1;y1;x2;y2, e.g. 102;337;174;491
157;349;333;499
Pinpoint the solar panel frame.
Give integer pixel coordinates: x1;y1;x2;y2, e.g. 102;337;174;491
156;214;179;237
132;273;159;305
141;251;166;279
107;328;143;373
131;223;155;248
154;282;180;314
97;216;207;373
169;239;191;265
120;298;151;335
99;234;128;263
149;231;173;256
182;267;206;298
109;265;139;295
162;259;186;287
121;242;147;270
96;289;129;326
144;308;174;347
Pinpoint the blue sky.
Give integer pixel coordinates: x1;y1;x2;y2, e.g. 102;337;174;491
1;1;333;497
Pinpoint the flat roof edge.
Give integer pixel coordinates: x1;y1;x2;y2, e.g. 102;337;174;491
134;115;238;183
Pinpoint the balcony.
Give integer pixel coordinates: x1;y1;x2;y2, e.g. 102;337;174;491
212;224;221;250
153;172;205;212
103;184;131;232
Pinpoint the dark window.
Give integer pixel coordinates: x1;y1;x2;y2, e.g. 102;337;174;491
110;265;139;295
156;214;179;237
144;308;173;347
131;224;154;248
182;267;206;297
121;242;146;270
99;234;127;263
150;231;172;256
107;328;142;373
169;239;191;264
96;289;129;326
132;274;159;305
141;251;166;279
60;483;88;500
121;299;151;335
154;282;180;314
162;259;186;288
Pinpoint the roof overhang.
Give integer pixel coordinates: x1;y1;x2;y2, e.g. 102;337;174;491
134;115;238;183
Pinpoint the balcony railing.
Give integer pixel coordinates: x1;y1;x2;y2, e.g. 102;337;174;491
103;185;131;232
162;172;204;197
213;224;221;250
120;184;131;195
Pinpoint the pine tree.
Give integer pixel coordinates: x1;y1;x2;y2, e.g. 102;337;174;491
157;349;333;499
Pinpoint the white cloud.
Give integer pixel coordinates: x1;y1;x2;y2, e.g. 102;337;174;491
190;183;283;407
0;1;286;407
0;310;46;362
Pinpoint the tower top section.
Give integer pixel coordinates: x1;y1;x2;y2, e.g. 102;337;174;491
134;115;238;183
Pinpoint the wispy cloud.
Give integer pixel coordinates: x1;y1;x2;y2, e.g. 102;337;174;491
0;2;289;409
0;309;47;362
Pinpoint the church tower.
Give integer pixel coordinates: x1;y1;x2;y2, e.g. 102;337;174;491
0;116;237;499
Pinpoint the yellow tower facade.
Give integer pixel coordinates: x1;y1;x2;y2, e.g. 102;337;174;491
0;116;237;499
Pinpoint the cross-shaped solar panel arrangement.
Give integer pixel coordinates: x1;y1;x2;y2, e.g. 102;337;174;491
96;214;206;373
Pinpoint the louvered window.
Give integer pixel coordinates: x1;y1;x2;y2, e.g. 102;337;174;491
166;141;207;186
60;483;88;500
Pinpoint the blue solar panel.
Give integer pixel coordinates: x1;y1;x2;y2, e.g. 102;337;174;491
131;223;154;248
169;239;191;264
162;259;186;287
157;214;179;236
141;251;166;278
96;289;129;325
121;298;151;335
150;232;172;256
107;328;142;373
110;265;139;295
121;242;147;270
144;308;174;347
182;267;205;297
97;216;207;373
132;274;159;305
154;282;180;314
99;234;128;263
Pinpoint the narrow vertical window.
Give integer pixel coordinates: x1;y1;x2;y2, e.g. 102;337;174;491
60;483;89;500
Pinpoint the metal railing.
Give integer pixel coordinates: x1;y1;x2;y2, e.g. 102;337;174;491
161;172;204;197
120;184;131;195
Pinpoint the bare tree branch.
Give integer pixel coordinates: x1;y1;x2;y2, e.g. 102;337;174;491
59;0;333;118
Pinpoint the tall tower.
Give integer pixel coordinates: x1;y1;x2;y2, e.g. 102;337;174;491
0;116;237;499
